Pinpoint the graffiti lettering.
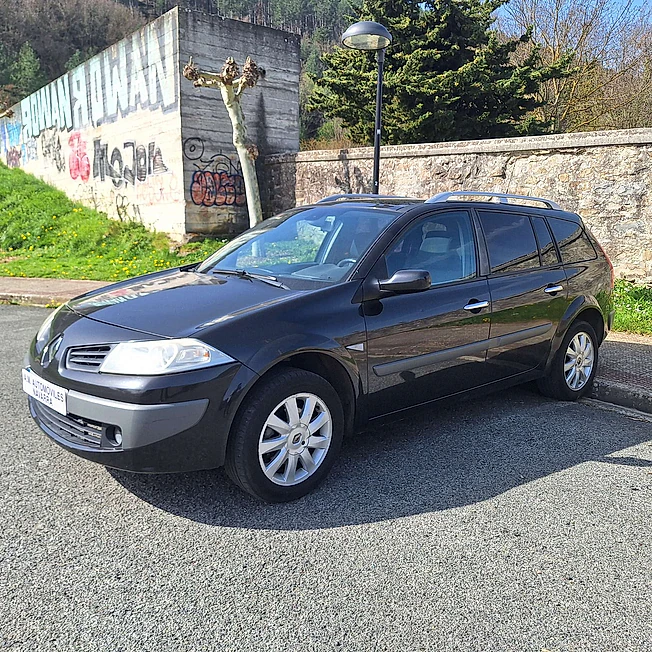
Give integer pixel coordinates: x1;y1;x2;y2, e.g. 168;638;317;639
93;138;168;187
23;138;38;164
73;183;102;211
17;11;178;139
40;129;66;173
1;121;21;153
183;138;246;208
6;148;21;168
114;193;142;223
68;133;90;182
135;174;180;206
190;170;246;207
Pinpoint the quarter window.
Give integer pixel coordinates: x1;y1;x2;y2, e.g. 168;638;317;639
547;217;597;264
384;210;477;286
532;216;560;266
479;211;540;274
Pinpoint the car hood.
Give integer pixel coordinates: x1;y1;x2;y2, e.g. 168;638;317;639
67;269;302;338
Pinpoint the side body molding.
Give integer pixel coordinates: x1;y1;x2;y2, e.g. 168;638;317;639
373;322;553;377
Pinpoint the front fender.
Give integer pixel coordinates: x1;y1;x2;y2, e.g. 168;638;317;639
218;334;364;453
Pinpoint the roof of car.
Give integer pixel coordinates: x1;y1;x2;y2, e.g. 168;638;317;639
314;192;581;222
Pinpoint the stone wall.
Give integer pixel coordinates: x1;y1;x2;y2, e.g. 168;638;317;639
263;129;652;281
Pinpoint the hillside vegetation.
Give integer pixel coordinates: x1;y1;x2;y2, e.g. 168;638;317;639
0;164;224;281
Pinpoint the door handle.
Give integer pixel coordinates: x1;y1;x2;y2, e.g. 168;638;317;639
463;300;489;311
544;285;564;294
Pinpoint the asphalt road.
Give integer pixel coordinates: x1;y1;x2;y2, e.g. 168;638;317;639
1;305;650;652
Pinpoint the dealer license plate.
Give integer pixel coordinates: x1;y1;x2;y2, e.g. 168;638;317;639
22;368;68;416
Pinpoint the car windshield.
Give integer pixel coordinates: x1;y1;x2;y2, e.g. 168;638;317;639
197;205;397;289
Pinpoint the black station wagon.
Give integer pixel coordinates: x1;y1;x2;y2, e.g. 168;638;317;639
24;192;615;502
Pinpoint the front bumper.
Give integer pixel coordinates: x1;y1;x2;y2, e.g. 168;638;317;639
28;362;259;473
29;391;214;473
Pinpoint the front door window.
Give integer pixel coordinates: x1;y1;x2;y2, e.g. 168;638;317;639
384;210;477;286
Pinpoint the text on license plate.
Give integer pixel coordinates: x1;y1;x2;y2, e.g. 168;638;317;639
22;368;67;416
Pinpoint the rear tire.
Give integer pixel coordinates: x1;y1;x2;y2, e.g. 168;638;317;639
225;367;344;502
537;320;598;401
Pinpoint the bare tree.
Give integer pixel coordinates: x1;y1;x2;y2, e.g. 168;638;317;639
183;56;263;228
501;0;652;131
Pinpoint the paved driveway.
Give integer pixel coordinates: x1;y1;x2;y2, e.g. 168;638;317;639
1;305;650;651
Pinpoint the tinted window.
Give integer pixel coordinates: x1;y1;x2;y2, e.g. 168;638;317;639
384;210;477;286
548;217;597;264
479;211;540;274
532;216;559;266
198;205;396;288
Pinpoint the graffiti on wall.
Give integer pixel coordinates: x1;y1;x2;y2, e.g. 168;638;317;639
93;138;168;187
69;133;91;181
18;10;178;140
113;192;143;223
1;120;37;167
40;129;66;172
6;148;21;168
183;137;246;208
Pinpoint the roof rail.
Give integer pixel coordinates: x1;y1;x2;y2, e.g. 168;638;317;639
316;193;417;204
425;191;562;211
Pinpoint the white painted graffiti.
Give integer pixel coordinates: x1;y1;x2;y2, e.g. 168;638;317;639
19;11;178;139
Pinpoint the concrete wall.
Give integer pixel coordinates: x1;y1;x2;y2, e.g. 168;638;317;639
0;9;184;233
263;129;652;281
0;8;301;239
179;12;300;235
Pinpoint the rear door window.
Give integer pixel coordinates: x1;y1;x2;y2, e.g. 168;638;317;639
478;211;540;274
547;217;597;264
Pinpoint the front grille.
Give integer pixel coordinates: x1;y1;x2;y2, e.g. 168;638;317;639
66;344;112;372
30;399;103;448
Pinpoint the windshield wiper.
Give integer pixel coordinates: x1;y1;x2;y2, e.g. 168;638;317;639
209;268;289;289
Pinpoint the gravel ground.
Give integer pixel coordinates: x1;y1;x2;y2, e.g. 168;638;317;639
1;305;650;652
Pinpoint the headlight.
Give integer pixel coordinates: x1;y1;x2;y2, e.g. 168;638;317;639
99;338;235;375
36;304;65;349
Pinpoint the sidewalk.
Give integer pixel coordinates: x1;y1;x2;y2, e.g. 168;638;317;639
1;276;650;413
0;276;107;306
592;331;652;415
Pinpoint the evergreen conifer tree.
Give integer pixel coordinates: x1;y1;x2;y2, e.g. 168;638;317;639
310;0;572;144
10;44;47;100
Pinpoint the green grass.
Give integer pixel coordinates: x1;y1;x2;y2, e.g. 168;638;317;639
0;163;226;282
613;279;652;335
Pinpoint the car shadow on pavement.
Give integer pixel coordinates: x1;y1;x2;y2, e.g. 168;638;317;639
108;387;652;530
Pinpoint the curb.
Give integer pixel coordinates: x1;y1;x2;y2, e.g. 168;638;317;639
591;378;652;415
0;292;71;307
0;279;108;307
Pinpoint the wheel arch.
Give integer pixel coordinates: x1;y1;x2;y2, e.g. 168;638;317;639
545;296;606;373
225;348;361;450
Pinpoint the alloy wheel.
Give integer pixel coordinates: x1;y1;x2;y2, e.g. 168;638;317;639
258;393;333;486
564;331;595;391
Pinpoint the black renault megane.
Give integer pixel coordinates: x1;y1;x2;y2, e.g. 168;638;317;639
24;192;614;502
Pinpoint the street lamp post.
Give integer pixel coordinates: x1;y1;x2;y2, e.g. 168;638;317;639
341;21;392;195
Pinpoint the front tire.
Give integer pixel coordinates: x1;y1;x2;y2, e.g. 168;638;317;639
537;320;598;401
225;368;344;502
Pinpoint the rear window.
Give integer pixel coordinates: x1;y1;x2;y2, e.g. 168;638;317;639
547;217;597;264
478;211;540;274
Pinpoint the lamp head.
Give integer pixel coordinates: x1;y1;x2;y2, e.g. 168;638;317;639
341;21;392;51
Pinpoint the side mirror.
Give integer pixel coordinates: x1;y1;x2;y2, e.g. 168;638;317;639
378;269;431;294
